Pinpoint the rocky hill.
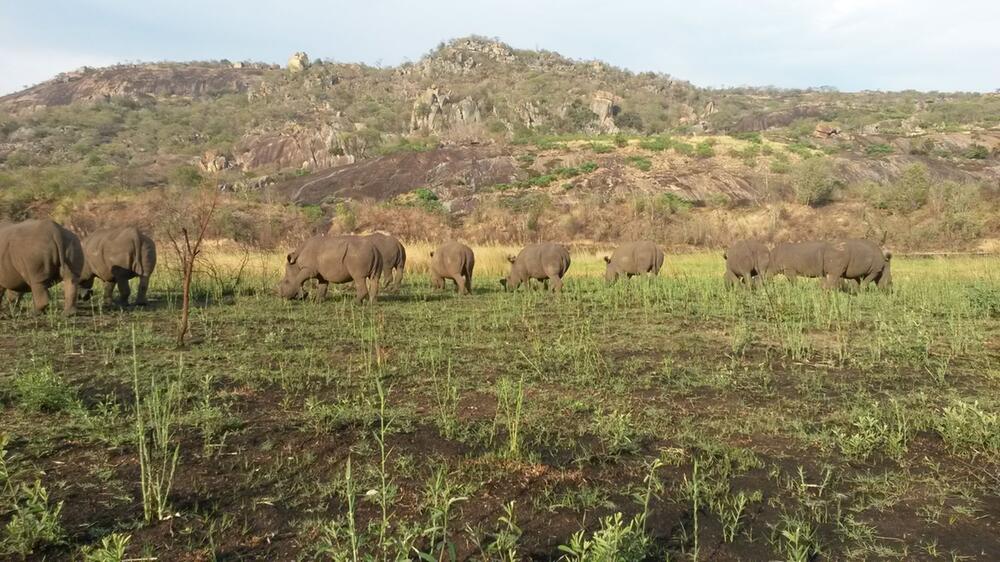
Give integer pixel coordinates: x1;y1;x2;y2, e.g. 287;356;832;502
1;36;998;250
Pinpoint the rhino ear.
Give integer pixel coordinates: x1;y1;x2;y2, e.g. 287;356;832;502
287;251;298;265
506;255;516;264
429;251;435;258
603;256;611;264
883;250;893;261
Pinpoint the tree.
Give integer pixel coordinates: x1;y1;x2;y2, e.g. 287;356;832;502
792;158;837;206
163;187;220;346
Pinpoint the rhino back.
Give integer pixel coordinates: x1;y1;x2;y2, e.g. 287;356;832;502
0;219;76;288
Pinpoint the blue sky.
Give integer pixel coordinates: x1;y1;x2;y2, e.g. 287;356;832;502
2;0;998;95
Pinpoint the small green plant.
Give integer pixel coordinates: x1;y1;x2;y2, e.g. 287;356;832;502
590;142;613;154
13;365;76;413
133;329;181;524
1;479;65;558
770;513;820;562
865;143;894;157
432;359;460;439
419;466;467;560
81;533;131;562
935;401;1000;457
695;140;716;159
492;375;526;459
963;144;989;159
639;136;672;152
626;156;652;171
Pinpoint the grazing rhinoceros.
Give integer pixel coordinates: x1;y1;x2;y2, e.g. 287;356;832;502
365;232;406;291
278;235;382;303
430;241;475;294
0;219;84;315
826;239;892;289
604;240;664;283
770;240;891;289
501;243;571;293
724;240;771;287
79;227;157;306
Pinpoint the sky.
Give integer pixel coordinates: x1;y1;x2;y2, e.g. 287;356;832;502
2;0;999;96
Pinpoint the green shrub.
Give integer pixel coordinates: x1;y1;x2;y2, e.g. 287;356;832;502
963;144;989;159
614;112;644;132
672;142;694;156
865;143;894;157
170;165;202;188
14;367;76;413
695;141;716;159
791;158;837;206
627;156;652;171
590;142;613;154
613;133;629;147
579;161;599;173
639;136;672;152
936;401;1000;456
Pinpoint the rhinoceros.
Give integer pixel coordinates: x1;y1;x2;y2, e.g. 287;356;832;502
365;232;406;291
501;243;571;293
430;241;475;294
724;240;771;287
604;241;664;283
278;235;382;303
79;227;157;306
770;239;891;289
0;219;84;315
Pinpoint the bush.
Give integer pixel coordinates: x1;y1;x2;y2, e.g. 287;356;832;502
695;141;716;159
170;165;203;188
865;143;894;157
614;111;644;132
889;163;931;211
963;144;989;159
14;367;77;413
791;158;837;206
590;142;613;154
639;136;672;152
627;156;652;172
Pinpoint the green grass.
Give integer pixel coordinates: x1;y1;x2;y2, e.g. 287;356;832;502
0;252;998;559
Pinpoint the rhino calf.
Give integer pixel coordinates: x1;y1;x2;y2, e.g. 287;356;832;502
365;232;406;291
80;227;157;306
430;241;475;294
501;243;571;293
0;219;84;315
724;240;770;287
604;240;664;283
278;235;382;303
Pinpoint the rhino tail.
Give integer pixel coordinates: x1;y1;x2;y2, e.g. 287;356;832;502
55;228;82;281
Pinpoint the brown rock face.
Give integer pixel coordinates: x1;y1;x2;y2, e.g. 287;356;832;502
235;125;356;171
273;145;521;205
0;64;268;113
590;91;622;133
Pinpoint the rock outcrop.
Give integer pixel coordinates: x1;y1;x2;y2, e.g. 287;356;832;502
590;91;622;134
409;86;483;133
287;52;310;73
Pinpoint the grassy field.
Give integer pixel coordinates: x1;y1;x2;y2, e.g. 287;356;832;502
1;248;999;560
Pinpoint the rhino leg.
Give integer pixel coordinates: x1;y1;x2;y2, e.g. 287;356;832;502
315;281;329;301
822;273;840;290
115;276;132;306
367;276;380;304
101;279;116;306
62;278;78;316
4;290;22;315
455;274;467;295
391;267;404;291
724;269;738;288
463;273;473;295
29;283;50;314
135;275;150;306
430;273;444;291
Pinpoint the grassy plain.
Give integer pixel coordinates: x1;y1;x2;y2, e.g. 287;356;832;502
1;248;998;560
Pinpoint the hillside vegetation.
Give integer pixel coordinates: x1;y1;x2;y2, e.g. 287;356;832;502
0;36;998;251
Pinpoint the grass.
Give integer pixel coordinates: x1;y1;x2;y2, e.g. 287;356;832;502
0;248;998;559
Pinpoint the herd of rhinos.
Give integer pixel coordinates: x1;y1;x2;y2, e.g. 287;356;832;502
0;218;892;315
